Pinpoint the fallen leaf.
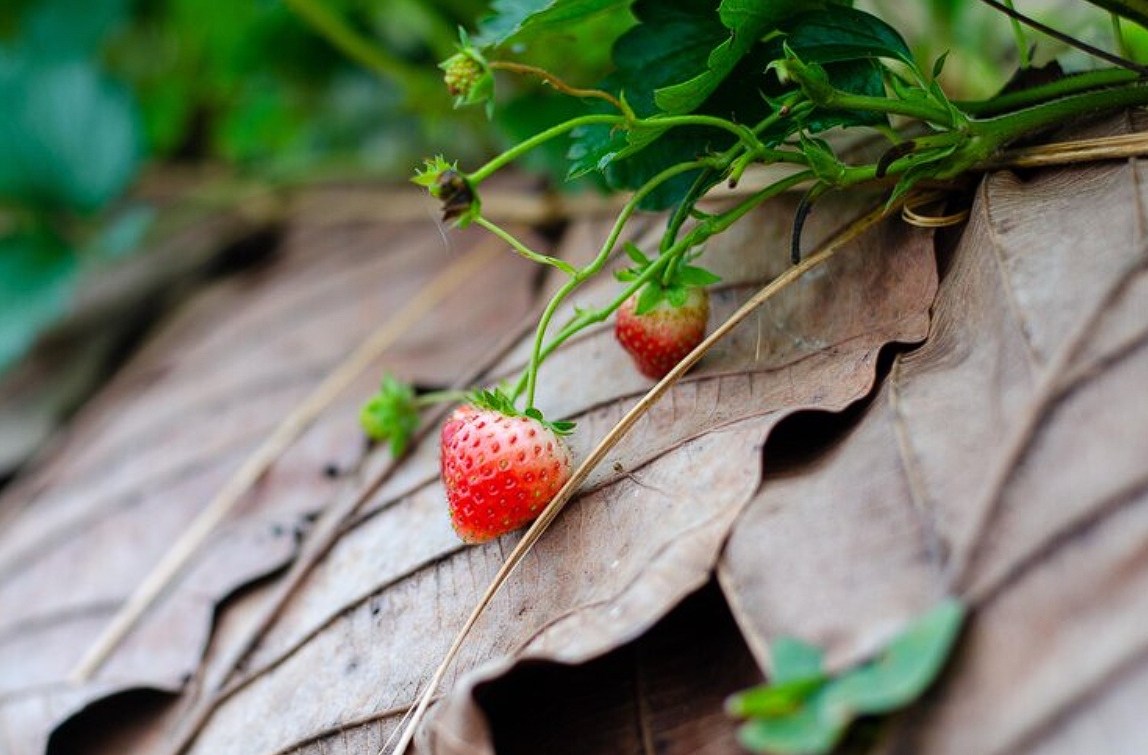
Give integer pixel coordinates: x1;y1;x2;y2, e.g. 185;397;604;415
163;196;935;755
719;115;1148;755
0;216;540;754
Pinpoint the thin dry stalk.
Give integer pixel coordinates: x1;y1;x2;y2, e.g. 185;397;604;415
989;130;1148;169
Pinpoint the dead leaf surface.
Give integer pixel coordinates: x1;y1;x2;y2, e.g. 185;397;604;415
719;124;1148;755
167;199;935;755
0;218;539;755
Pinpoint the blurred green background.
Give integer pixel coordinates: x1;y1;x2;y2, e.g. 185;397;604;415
0;0;1139;376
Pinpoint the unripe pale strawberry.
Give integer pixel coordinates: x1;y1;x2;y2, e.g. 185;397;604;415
440;406;573;543
443;54;484;98
615;287;709;379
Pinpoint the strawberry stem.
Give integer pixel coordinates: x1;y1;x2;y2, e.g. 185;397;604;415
512;170;815;403
474;216;577;275
520;157;720;409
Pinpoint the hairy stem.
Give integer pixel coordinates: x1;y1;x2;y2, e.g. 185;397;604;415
956;68;1141;116
414;389;470;408
475;216;576;275
470;112;767;186
828;90;955;126
522;170;815;391
1004;0;1032;68
518;159;719;407
975;81;1148;145
470;114;624;184
489;61;632;116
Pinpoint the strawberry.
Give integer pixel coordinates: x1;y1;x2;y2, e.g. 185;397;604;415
440;392;574;543
438;33;493;111
616;286;710;379
443;54;484;98
440;404;477;446
612;243;718;380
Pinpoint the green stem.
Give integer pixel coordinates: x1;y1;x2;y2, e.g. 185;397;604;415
646;114;764;151
522;170;815;390
754;93;808;136
470;113;764;186
414;389;470;408
282;0;432;94
974;81;1148;144
475;216;576;275
1112;13;1134;61
470;114;623;184
786;55;952;125
828;91;955;126
518;159;719;407
662;169;716;254
1004;0;1031;68
956;68;1141;116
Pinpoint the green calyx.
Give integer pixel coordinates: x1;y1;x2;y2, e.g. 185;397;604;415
360;374;420;457
439;29;494;113
468;387;576;437
614;242;719;316
412;156;481;226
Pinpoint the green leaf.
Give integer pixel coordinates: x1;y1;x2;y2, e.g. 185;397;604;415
731;601;964;755
654;0;823;115
932;51;950;80
567;0;773;209
771;637;825;683
0;230;78;374
666;285;688;307
412;155;457;188
727;677;825;718
808;59;888;132
0;59;142;212
738;701;842;755
359;375;420;457
800;134;845;184
674;265;721;287
566;0;730;180
781;6;913;66
476;0;629;46
550;420;577;434
624;241;650;265
820;598;965;720
635;282;664;315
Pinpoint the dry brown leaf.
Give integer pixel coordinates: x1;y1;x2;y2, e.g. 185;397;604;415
0;219;540;755
470;581;761;755
719;122;1148;755
153;198;935;755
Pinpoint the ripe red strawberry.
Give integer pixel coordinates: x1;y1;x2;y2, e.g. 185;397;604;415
615;286;710;379
440;405;573;543
440;404;477;447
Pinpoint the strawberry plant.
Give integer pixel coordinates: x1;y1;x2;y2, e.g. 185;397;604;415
363;0;1148;538
350;2;1148;751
